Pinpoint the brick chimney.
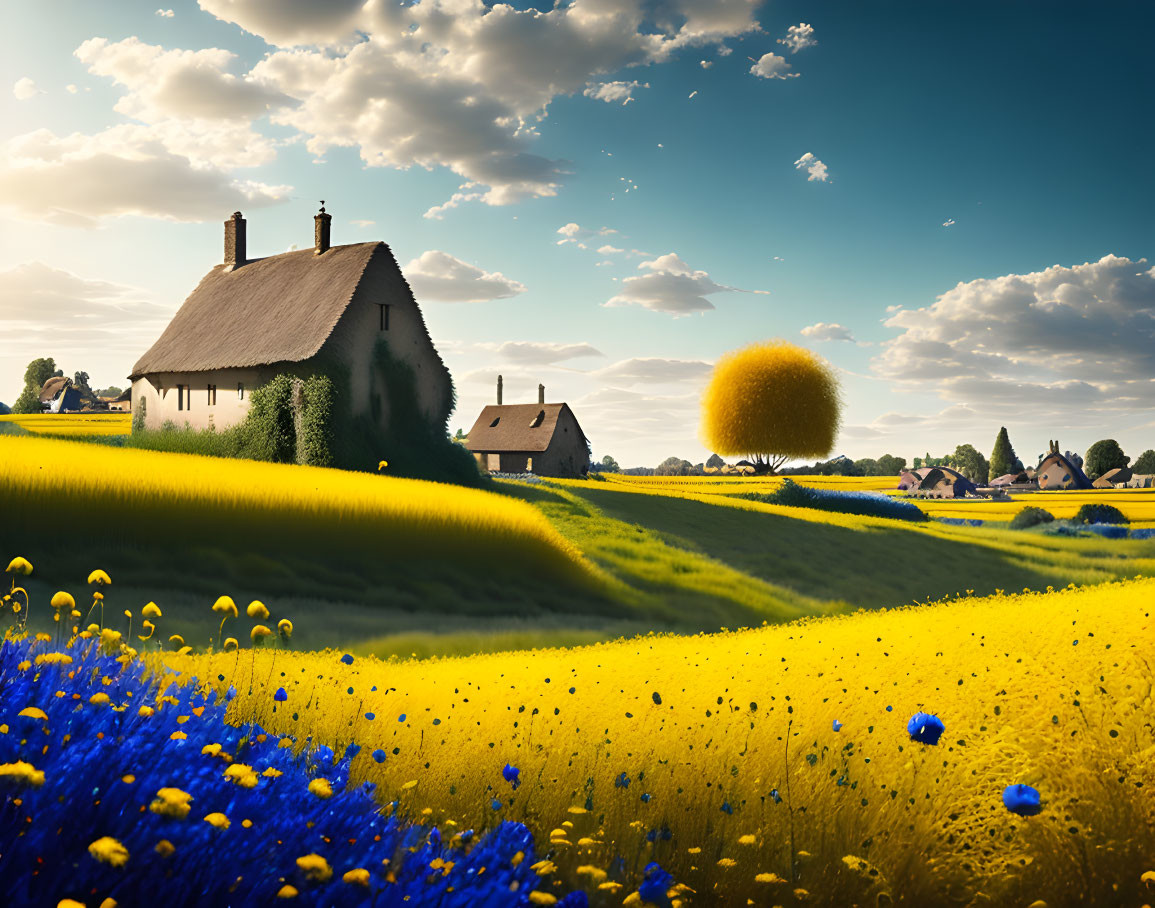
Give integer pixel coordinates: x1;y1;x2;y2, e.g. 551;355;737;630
224;211;246;267
538;383;545;405
314;201;331;255
497;374;503;406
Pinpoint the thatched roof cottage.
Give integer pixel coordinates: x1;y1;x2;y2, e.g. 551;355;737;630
130;208;451;436
1036;441;1094;490
465;377;590;477
39;376;81;413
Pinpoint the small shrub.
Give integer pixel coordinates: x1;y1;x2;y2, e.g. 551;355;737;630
1009;506;1055;530
1072;503;1129;525
739;479;928;522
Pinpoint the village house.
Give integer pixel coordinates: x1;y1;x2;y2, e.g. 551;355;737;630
39;376;81;413
130;207;452;437
1036;441;1094;490
465;376;590;477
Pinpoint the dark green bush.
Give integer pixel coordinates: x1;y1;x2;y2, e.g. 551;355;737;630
1072;503;1128;525
1009;506;1054;529
298;374;335;467
738;478;927;522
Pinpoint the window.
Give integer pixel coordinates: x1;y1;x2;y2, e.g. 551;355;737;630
379;303;391;331
237;382;245;400
208;384;217;406
489;416;501;427
529;409;545;428
177;385;185;411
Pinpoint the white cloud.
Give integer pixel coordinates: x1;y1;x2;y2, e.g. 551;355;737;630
0;128;289;226
749;53;798;80
194;0;764;212
873;255;1155;419
942;218;956;228
402;250;527;303
700;60;713;69
596;357;713;385
65;84;79;94
13;78;41;101
793;151;829;182
605;252;763;315
496;341;604;364
801;322;856;342
556;223;618;248
350;219;376;227
583;80;649;105
156;8;175;17
597;244;625;255
777;23;816;53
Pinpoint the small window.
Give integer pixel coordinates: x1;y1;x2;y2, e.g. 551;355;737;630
529;409;545;428
208;384;217;406
379;304;390;331
489;416;501;428
177;384;185;411
237;382;245;400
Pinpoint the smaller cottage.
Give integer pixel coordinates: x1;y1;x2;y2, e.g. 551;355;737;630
1036;441;1094;490
898;466;977;498
465;377;590;477
39;377;81;413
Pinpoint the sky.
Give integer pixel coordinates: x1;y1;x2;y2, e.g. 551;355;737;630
1;0;1152;468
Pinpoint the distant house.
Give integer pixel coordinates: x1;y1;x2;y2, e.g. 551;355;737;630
1093;466;1132;489
465;377;590;477
130;208;451;437
898;466;977;498
105;389;132;412
1036;441;1094;490
39;376;81;413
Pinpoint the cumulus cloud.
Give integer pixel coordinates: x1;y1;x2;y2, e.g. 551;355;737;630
605;252;763;315
801;322;856;342
597;244;625;255
496;341;604;365
193;0;764;212
402;250;527;303
583;80;648;104
793;152;829;182
777;23;816;53
942;218;956;227
350;219;376;227
156;8;174;17
0;127;289;226
873;255;1155;418
595;356;713;384
13;78;41;101
749;53;797;80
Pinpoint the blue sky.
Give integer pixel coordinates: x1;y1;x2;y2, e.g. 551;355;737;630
2;0;1152;467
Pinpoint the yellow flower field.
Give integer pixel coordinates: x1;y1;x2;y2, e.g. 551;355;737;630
0;434;607;591
171;578;1155;907
0;412;132;436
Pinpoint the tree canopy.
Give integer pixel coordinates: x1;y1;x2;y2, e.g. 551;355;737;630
12;357;58;414
990;427;1017;478
1132;449;1155;475
947;443;990;485
599;454;621;472
700;341;842;472
1084;439;1129;479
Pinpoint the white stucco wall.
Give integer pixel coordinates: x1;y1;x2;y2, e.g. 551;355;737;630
131;367;266;431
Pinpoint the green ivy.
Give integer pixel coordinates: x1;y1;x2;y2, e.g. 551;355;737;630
298;374;335;468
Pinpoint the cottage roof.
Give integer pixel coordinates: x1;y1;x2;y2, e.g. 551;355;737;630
464;403;581;453
1038;451;1094;489
130;242;383;378
39;376;71;403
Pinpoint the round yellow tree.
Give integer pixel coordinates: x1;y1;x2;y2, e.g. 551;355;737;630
701;340;842;473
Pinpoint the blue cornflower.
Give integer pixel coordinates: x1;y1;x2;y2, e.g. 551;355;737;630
1002;784;1042;816
720;801;733;814
614;772;630;789
491;798;503;811
340;653;354;664
638;862;675;908
372;749;387;763
273;687;287;701
502;763;521;790
640;793;651;803
365;712;375;720
398;713;407;723
907;712;945;745
770;789;782;803
832;719;843;731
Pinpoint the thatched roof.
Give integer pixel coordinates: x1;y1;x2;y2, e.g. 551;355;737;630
465;403;579;453
39;376;71;402
131;243;382;378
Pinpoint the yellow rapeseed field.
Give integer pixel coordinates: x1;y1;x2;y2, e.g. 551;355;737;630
0;434;606;589
172;578;1155;907
0;412;132;436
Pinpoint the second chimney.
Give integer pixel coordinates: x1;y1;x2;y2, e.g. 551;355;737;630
497;375;503;406
224;211;246;267
314;202;331;255
538;383;545;405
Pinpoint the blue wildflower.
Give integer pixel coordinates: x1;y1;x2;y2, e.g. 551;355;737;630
833;719;843;731
1002;784;1042;816
372;749;387;763
770;789;782;803
907;711;945;745
273;687;287;701
720;801;733;814
641;793;651;803
638;862;675;908
340;653;354;664
399;713;407;723
491;798;503;811
365;712;375;720
614;772;630;789
886;705;893;712
502;763;521;789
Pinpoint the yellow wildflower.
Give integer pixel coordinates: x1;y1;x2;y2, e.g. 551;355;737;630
528;894;557;906
717;858;737;868
276;885;299;899
308;778;333;799
223;637;239;652
169;634;185;648
50;591;75;611
576;866;607;883
738;834;757;845
17;707;48;721
212;596;238;618
88;693;110;706
149;787;192;819
531;860;557;875
35;653;73;666
87;569;111;586
0;760;45;787
755;872;786;884
246;600;270;620
88;837;130;867
278;618;293;641
342;868;371;886
155;840;175;858
142;602;162;618
296;854;333;882
204;812;231;829
138;620;156;641
5;556;33;575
